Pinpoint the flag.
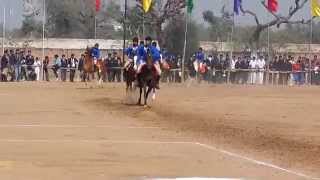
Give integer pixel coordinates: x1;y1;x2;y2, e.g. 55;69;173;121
267;0;278;13
142;0;152;13
234;0;241;15
187;0;194;14
96;0;101;12
312;0;320;17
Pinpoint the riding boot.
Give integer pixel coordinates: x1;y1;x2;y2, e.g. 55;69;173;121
155;75;160;90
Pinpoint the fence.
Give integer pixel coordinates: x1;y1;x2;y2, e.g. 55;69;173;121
2;65;320;86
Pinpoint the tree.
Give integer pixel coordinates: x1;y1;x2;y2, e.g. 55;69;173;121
203;10;232;42
238;0;310;48
163;15;199;58
135;0;186;47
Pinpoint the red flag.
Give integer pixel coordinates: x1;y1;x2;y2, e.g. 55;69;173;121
96;0;101;12
268;0;278;13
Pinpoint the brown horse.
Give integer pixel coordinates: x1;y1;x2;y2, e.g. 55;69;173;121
83;48;106;86
137;53;157;106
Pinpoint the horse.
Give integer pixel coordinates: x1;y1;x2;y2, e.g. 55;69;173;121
124;62;136;92
137;53;157;107
83;48;106;86
194;60;208;83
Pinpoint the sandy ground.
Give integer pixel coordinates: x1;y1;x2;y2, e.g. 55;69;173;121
0;82;319;180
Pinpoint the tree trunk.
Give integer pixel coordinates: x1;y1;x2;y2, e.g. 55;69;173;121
155;21;165;48
250;26;264;50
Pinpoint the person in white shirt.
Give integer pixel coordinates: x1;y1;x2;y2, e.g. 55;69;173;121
34;57;41;81
256;56;266;85
249;56;257;84
230;55;237;83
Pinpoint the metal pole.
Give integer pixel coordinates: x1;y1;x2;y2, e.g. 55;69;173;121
267;23;270;85
122;0;128;66
41;0;46;81
309;18;313;85
228;15;235;84
94;16;97;39
181;8;188;83
2;7;5;54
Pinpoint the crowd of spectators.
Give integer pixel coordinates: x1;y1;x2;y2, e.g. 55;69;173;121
1;48;320;86
0;49;123;82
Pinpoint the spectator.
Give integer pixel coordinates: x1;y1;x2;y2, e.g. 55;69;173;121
257;55;266;85
43;56;50;81
20;51;27;81
230;55;237;83
60;54;68;82
249;56;257;84
78;54;85;82
15;49;22;82
34;57;41;81
0;50;9;81
9;49;16;81
52;54;60;81
68;54;78;82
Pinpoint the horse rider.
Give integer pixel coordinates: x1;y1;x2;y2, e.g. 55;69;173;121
137;36;161;89
91;43;101;65
195;47;205;73
124;37;139;70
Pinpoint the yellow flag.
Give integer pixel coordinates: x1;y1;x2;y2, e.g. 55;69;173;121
142;0;152;13
312;0;320;17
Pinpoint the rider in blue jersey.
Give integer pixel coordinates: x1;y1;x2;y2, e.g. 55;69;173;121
124;37;139;70
91;43;101;65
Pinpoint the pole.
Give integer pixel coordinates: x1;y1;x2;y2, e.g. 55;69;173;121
94;16;97;39
2;7;5;54
309;18;313;85
181;9;188;83
122;0;128;68
142;14;145;39
41;0;46;81
267;23;270;85
228;15;235;84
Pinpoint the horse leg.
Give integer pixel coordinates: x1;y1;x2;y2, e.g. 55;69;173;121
137;87;142;105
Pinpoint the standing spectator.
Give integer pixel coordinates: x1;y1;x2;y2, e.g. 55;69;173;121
230;55;237;83
15;49;22;82
0;50;9;81
68;54;78;82
105;53;112;82
9;49;17;81
257;55;266;85
34;57;41;81
25;50;35;81
113;52;122;82
52;54;60;81
249;56;258;84
43;56;50;81
20;51;27;81
60;55;68;82
78;54;85;81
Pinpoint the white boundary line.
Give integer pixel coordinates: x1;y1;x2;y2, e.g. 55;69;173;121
0;125;160;129
0;139;318;179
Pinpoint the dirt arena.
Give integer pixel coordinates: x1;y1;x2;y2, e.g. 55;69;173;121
0;82;319;180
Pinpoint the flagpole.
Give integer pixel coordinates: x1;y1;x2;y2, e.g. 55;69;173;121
122;0;128;67
228;13;235;84
181;8;188;83
309;17;313;85
41;0;46;81
2;7;5;55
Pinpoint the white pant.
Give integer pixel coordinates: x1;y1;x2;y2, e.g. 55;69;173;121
137;62;161;75
35;67;40;81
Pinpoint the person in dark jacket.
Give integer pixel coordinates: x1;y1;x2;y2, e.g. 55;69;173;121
60;54;68;82
43;56;50;81
78;54;85;82
68;54;78;82
8;49;16;81
0;50;9;81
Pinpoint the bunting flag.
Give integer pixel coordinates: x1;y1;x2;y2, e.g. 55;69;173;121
96;0;101;12
187;0;194;14
267;0;278;13
312;0;320;17
234;0;242;15
142;0;153;13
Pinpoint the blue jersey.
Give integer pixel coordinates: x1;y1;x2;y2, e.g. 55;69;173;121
137;45;147;62
196;52;205;63
148;45;161;63
125;46;137;59
91;47;101;59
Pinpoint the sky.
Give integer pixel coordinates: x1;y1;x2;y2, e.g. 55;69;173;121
0;0;313;29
